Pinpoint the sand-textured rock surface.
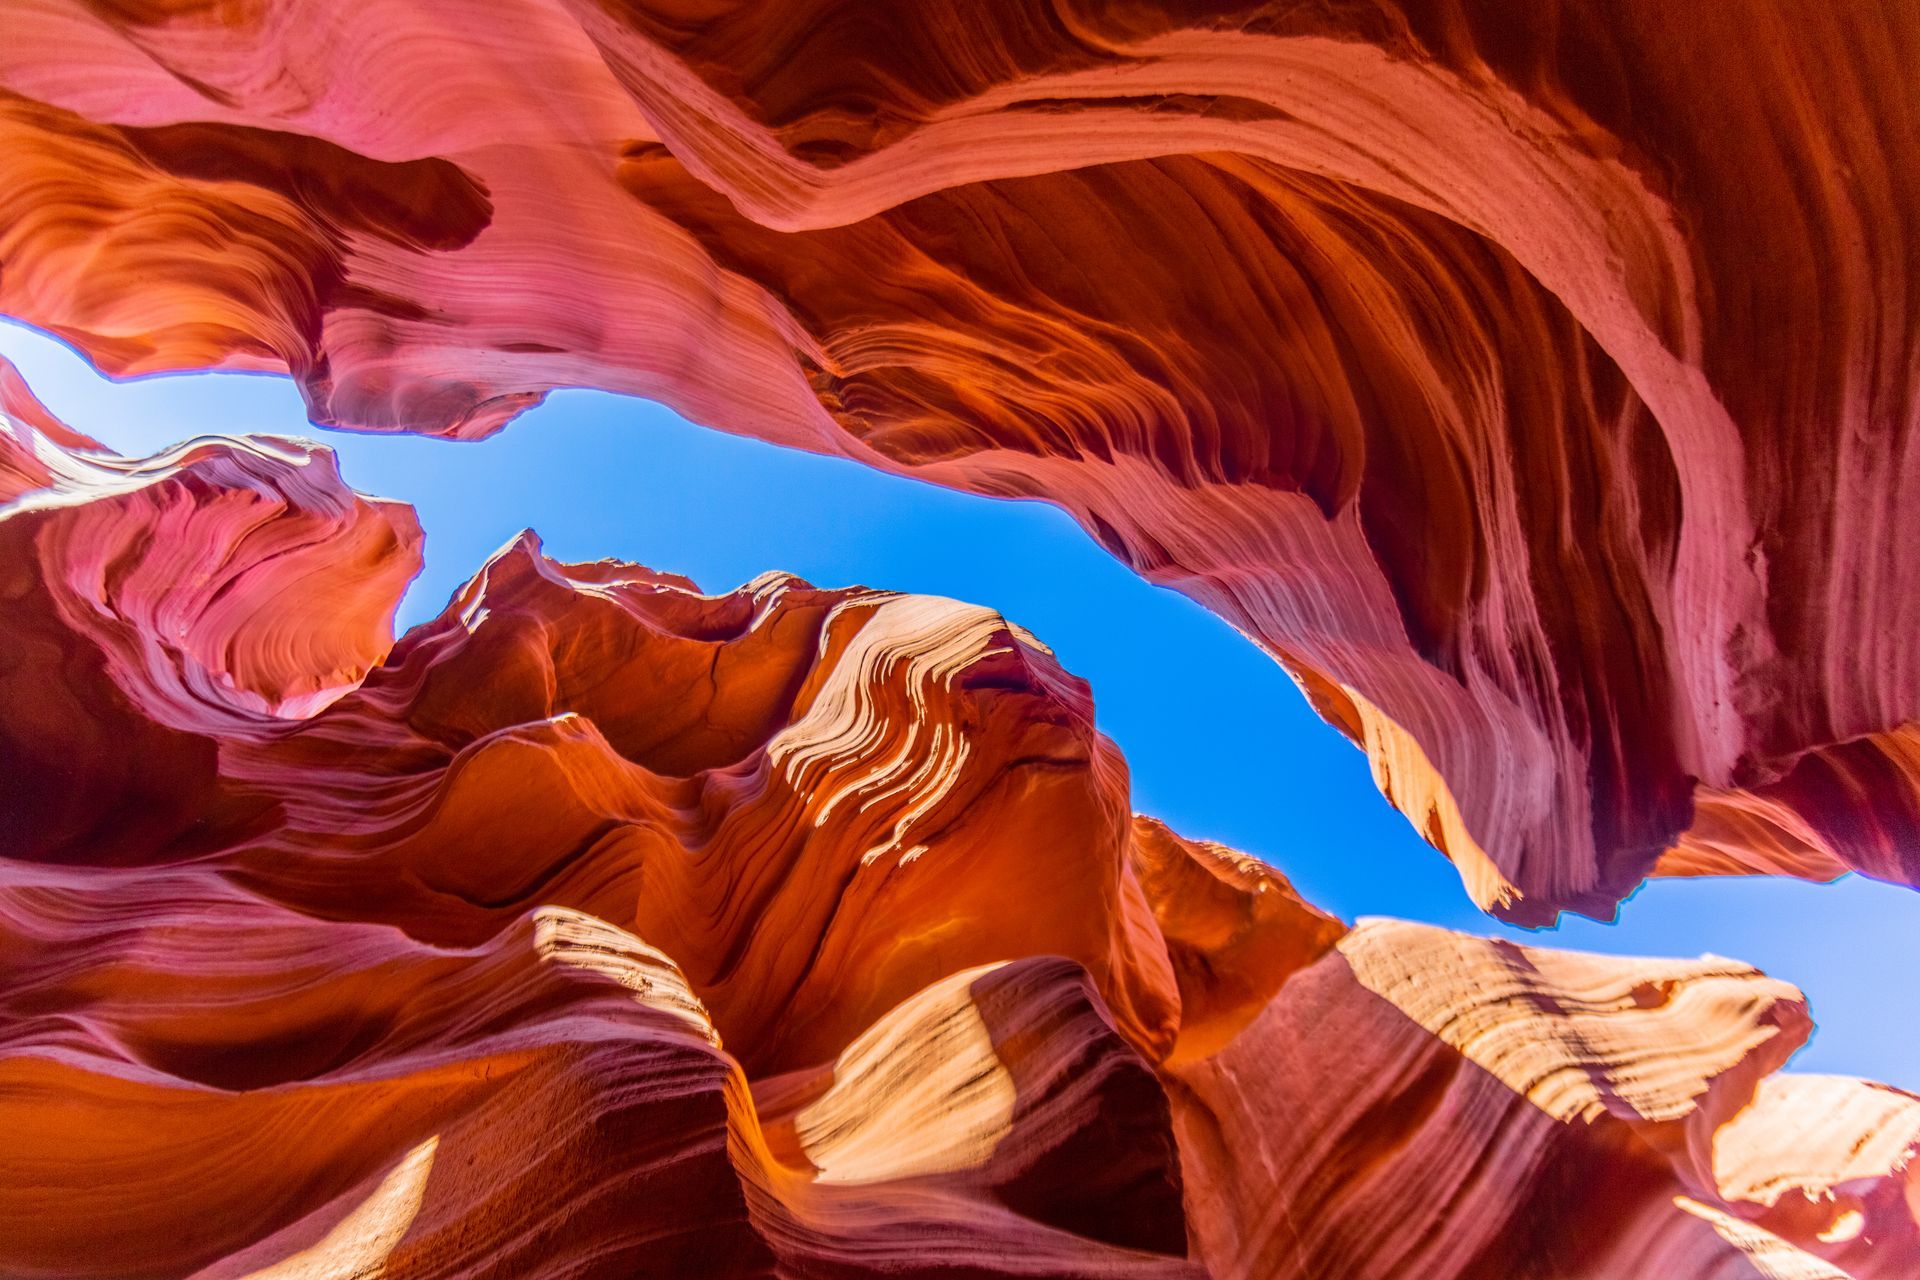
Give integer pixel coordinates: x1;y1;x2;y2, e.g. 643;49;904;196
3;376;1914;1277
4;1;1917;920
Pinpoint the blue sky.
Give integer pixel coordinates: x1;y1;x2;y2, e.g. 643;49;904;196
4;318;1913;1089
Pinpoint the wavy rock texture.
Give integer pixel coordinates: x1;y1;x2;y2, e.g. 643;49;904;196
3;380;1916;1277
4;1;1918;920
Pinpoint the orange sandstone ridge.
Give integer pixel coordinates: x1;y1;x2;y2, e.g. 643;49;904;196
3;2;1917;921
3;370;1916;1278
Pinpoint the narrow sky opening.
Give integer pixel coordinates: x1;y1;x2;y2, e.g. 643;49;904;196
4;318;1912;1088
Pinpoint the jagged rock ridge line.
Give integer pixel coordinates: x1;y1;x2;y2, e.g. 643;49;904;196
2;370;1915;1277
4;1;1918;921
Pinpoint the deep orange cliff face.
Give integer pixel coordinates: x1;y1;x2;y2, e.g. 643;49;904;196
3;1;1915;920
3;373;1915;1278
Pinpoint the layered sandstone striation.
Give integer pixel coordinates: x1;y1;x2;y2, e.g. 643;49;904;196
4;1;1917;920
3;377;1915;1277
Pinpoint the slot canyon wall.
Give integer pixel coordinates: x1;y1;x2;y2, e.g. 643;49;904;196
3;2;1920;1276
3;0;1919;921
4;363;1919;1278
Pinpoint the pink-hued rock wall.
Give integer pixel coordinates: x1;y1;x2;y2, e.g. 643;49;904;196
4;2;1918;920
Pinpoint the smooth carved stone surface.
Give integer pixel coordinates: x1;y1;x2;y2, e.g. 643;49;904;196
4;2;1918;921
2;384;1916;1277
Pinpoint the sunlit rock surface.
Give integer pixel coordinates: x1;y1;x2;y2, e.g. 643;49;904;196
2;2;1914;921
3;377;1914;1277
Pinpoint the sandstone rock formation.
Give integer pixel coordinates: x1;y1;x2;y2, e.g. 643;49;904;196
3;374;1914;1277
3;1;1916;921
